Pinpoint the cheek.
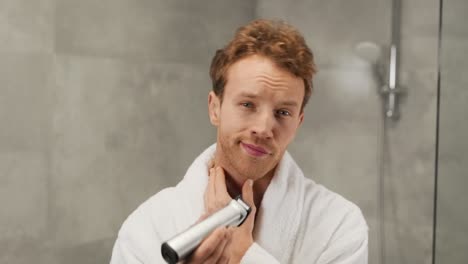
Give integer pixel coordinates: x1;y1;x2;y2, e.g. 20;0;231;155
218;120;242;144
277;123;298;144
219;110;248;134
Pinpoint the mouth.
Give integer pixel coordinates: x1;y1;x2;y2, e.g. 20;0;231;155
240;142;270;157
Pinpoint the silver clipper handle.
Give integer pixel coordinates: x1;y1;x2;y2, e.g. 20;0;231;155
161;196;251;264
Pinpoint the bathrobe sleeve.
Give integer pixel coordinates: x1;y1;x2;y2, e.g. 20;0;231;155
315;204;369;264
110;205;159;264
316;228;368;264
110;191;175;264
111;236;145;264
240;229;368;264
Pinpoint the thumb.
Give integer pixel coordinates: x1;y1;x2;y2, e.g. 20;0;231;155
241;179;256;228
242;179;255;208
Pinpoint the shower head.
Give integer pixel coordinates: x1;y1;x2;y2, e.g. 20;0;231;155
354;41;382;64
354;41;387;87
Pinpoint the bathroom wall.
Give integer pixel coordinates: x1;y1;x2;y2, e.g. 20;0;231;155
0;1;55;263
256;0;439;263
0;1;254;263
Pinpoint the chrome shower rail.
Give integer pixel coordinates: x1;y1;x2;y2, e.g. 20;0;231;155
382;0;403;119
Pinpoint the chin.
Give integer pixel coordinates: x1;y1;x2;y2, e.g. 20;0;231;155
237;153;277;179
219;137;279;178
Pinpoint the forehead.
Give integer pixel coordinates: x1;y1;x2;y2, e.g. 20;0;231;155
224;55;304;100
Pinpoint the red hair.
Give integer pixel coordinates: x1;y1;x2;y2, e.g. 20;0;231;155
210;19;317;112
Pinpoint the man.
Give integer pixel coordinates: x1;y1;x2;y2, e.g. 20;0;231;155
111;19;368;263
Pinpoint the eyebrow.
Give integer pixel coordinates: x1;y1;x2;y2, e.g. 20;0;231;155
237;92;299;108
237;92;259;99
280;101;299;107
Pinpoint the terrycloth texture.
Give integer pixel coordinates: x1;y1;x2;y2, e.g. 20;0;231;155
111;144;368;263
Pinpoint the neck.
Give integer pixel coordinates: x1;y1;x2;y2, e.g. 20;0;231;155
210;153;276;209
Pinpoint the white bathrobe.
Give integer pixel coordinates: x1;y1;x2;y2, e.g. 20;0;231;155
111;144;368;263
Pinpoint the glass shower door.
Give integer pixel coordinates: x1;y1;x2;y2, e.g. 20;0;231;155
434;0;468;263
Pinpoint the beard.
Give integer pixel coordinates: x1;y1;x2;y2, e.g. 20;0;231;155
216;132;280;181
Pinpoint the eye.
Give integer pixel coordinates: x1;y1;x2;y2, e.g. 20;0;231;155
276;109;291;117
241;102;254;108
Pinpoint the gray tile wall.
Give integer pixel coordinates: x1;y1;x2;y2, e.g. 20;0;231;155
0;1;254;263
0;0;55;260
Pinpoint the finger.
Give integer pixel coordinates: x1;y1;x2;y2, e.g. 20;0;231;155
204;230;229;264
208;159;215;169
196;212;209;224
240;179;256;230
241;179;255;208
205;168;216;213
209;168;216;195
214;167;229;200
215;230;232;264
189;227;227;263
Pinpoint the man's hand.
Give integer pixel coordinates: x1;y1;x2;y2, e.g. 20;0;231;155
182;226;231;264
184;166;256;264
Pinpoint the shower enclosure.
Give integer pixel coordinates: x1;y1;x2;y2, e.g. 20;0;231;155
0;0;467;263
434;0;468;263
259;1;436;263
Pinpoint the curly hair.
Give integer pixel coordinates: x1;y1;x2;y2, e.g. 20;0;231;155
209;19;317;112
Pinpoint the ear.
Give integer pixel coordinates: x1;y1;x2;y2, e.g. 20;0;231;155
208;91;221;126
297;111;304;128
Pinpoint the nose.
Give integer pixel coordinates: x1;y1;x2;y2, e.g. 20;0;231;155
250;111;274;139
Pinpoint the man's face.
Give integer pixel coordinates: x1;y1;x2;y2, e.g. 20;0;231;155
208;55;305;181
